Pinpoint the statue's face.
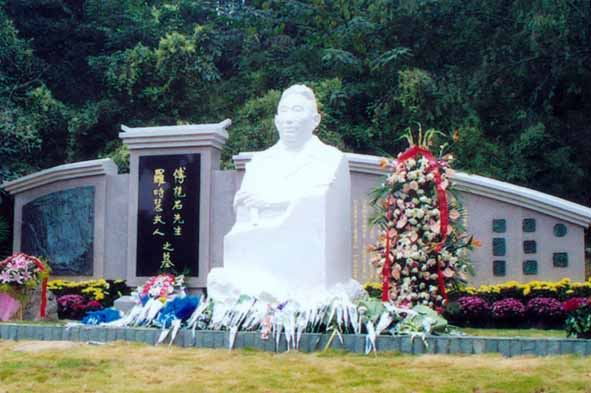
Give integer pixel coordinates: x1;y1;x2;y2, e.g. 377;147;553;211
275;93;320;150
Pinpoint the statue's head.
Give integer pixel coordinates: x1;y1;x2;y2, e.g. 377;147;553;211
275;84;321;151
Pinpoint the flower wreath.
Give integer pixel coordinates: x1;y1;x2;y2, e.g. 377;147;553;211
141;273;176;302
0;253;50;318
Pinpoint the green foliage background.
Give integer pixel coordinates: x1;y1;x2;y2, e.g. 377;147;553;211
1;0;591;255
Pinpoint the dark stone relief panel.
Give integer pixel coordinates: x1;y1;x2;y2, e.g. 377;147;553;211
21;186;95;275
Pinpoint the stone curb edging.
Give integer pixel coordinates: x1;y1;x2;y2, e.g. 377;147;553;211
1;324;590;356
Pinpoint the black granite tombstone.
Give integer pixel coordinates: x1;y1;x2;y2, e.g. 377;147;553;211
136;154;201;277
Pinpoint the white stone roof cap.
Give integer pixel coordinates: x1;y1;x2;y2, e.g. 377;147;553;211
119;119;231;150
2;158;117;195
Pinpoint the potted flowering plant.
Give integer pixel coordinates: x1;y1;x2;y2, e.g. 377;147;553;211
0;253;50;320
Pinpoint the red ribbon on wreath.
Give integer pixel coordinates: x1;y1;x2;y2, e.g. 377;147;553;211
381;145;449;304
381;198;392;302
29;255;48;319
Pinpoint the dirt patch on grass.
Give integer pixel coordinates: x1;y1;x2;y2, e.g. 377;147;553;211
11;341;82;353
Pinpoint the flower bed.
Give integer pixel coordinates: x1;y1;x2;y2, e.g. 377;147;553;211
453;278;591;303
365;278;591;330
48;279;131;320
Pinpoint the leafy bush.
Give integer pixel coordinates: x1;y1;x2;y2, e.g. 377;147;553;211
492;298;526;322
56;294;103;320
526;297;564;324
565;301;591;339
457;296;490;323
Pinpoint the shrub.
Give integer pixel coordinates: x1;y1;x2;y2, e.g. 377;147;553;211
492;298;526;322
457;296;490;323
526;297;564;322
56;294;104;320
565;301;591;339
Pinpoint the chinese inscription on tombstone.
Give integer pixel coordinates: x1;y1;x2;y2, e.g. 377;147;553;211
136;154;201;276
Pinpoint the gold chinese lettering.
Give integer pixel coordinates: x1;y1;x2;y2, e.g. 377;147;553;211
361;199;369;280
161;252;174;269
173;226;182;237
173;213;184;224
153;169;166;186
173;166;187;184
173;186;186;199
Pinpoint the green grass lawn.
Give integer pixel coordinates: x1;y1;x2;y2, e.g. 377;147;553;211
0;340;589;393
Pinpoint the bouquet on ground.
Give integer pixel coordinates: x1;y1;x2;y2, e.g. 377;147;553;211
139;273;182;304
103;273;199;332
0;253;50;320
369;127;477;310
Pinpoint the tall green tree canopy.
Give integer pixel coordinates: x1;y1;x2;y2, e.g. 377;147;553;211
1;0;590;208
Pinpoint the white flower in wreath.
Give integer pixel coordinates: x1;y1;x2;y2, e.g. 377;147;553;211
148;282;163;298
419;196;432;204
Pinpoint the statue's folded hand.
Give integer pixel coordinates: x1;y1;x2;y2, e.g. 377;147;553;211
234;190;289;211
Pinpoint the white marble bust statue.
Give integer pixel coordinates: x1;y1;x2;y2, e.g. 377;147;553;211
207;85;355;304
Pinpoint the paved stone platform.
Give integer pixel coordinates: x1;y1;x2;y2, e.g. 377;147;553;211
1;323;590;356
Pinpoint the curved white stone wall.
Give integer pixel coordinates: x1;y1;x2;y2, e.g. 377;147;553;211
233;151;591;285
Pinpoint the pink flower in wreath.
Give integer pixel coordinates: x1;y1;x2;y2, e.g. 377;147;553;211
0;269;12;281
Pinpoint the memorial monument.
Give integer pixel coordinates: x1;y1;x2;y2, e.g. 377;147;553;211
207;85;359;303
